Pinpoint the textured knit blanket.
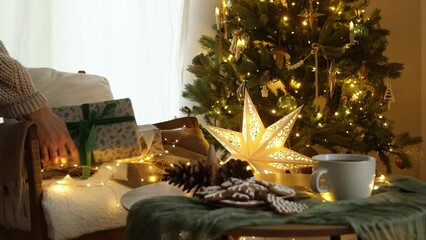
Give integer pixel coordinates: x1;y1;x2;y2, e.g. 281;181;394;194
126;176;426;240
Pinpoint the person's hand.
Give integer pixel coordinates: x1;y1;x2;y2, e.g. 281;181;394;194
26;106;80;166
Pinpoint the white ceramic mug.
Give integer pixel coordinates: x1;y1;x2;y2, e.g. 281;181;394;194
310;154;376;201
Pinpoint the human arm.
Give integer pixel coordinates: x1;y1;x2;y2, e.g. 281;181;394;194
0;41;80;165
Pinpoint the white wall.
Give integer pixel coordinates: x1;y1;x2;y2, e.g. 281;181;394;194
369;0;423;179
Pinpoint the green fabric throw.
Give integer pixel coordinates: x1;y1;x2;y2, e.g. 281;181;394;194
126;176;426;240
66;102;135;178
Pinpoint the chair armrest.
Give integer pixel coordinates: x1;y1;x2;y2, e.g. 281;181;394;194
24;123;48;239
153;116;199;130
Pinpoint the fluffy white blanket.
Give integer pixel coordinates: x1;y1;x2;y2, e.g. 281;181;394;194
42;166;131;240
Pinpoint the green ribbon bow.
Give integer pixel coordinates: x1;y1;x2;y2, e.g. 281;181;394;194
66;102;135;179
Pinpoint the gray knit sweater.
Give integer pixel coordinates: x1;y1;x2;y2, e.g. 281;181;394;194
0;41;47;119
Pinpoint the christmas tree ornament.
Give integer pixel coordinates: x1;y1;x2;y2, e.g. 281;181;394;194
297;0;325;28
349;21;355;45
394;156;406;169
240;33;250;49
384;82;395;109
215;7;222;31
271;47;290;69
236;81;247;102
226;0;232;8
261;85;269;97
235;39;244;61
229;32;239;53
277;93;298;114
312;96;327;113
355;23;369;37
205;90;312;173
267;80;286;96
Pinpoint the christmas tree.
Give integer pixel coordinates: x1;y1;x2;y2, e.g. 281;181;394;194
182;0;421;173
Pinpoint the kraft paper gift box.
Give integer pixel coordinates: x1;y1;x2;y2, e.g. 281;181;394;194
51;98;142;173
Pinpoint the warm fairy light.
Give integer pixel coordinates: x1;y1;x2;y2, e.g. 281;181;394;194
228;110;232;113
247;72;251;77
165;150;169;153
373;185;379;190
380;174;386;180
379;115;383;119
316;112;323;119
330;6;336;11
148;175;157;183
334;112;339;116
345;109;350;115
53;185;66;192
86;183;91;187
283;16;288;21
116;163;120;166
291;2;295;6
186;162;191;166
56;180;67;185
384;123;388;126
298;114;302;118
318;123;323;127
295;133;300;137
303;20;308;26
290;79;301;89
271;109;277;114
228;54;233;61
321;192;333;202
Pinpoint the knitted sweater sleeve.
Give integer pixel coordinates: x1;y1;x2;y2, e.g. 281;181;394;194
0;43;47;119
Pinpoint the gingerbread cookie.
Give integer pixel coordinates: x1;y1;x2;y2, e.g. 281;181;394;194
203;190;226;202
195;185;223;197
269;183;296;198
266;194;308;215
220;199;265;208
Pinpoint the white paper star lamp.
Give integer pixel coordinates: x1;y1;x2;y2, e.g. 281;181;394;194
205;90;312;173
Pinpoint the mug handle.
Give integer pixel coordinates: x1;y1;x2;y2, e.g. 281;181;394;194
310;168;329;193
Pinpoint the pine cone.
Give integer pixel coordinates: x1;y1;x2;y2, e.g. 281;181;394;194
162;161;213;193
216;159;254;184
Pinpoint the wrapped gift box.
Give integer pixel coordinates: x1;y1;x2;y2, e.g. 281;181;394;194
52;98;142;164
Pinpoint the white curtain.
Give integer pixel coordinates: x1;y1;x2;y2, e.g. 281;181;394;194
0;0;189;124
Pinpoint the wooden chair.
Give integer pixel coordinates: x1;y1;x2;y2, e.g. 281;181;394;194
0;116;204;240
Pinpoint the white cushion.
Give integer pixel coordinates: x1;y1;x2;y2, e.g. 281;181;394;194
28;68;114;107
